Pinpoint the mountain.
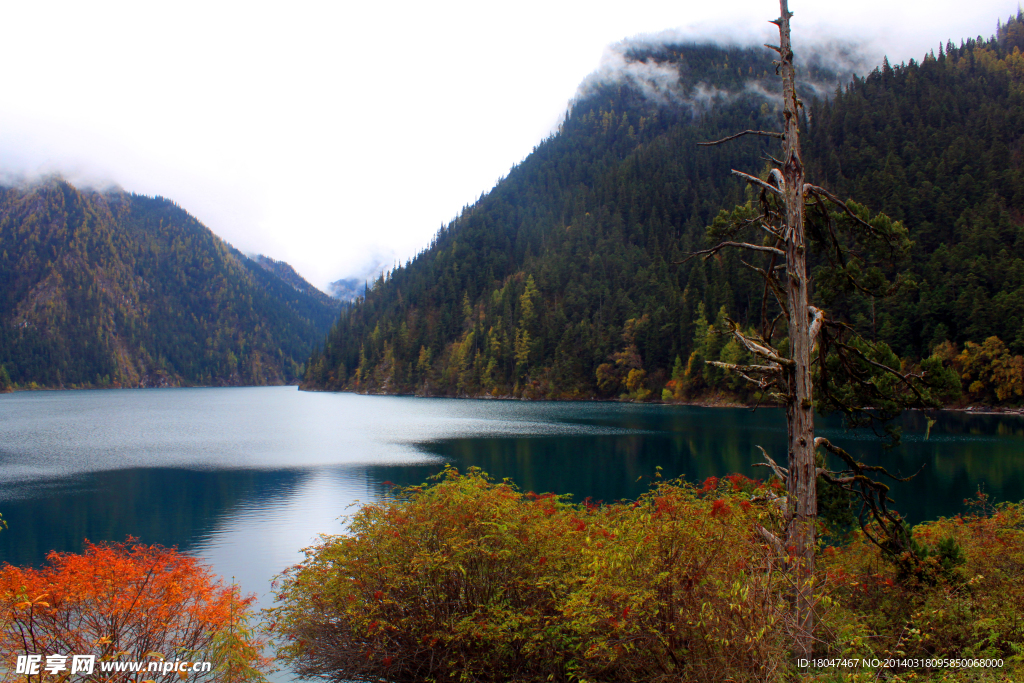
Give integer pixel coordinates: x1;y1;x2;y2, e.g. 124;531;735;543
328;277;366;303
250;254;340;311
328;258;394;302
303;14;1024;403
300;40;846;397
0;179;338;388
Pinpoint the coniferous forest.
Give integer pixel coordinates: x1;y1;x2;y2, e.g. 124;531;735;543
302;14;1024;407
0;179;339;389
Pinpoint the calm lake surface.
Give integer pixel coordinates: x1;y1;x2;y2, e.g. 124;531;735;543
1;386;1022;611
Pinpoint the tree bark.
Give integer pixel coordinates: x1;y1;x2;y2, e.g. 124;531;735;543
777;0;817;660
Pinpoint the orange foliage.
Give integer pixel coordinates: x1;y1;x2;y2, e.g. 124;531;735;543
0;540;268;683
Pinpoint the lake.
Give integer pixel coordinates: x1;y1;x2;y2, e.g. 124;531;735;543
1;386;1022;612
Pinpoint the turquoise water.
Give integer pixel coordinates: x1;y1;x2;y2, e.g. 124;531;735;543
1;387;1021;611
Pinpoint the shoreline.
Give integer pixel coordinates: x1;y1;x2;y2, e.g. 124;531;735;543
297;384;1024;417
5;382;1024;417
0;380;301;393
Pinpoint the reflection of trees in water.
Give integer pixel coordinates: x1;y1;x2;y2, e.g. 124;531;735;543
818;413;1023;523
901;410;1024;438
916;441;1024;512
361;464;442;493
0;468;308;566
413;409;1022;526
414;425;791;505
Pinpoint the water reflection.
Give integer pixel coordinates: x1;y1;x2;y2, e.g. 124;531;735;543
418;406;1024;525
0;389;1021;611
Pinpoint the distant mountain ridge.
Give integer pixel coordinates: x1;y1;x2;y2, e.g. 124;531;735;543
0;178;338;388
327;277;366;303
250;254;339;310
328;258;394;302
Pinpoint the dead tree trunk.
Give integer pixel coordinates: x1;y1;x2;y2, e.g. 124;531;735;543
692;0;819;659
776;0;816;660
693;0;948;664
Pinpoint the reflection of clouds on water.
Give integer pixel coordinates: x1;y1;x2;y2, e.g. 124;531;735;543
0;390;659;490
0;388;449;485
0;476;96;504
188;468;373;609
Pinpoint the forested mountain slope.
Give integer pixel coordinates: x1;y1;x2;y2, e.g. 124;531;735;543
251;254;340;311
0;179;337;388
304;15;1024;405
803;30;1024;356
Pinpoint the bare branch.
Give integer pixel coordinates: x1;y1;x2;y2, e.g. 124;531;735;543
706;362;782;390
757;221;784;241
732;170;784;197
816;468;855;482
823;318;856;334
807;190;847;268
718;212;771;243
757;524;786;558
836;340;927;403
706;361;782;375
698;129;784;146
803;183;882;236
755;445;789;481
723;320;795;368
814;437;921;484
758;248;785;341
720;241;787;257
736;369;774;387
801;183;844;206
675;241;786;266
813;436;925;559
766;313;787;348
740;259;789;316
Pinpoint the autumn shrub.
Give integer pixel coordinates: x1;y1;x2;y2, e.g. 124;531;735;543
818;496;1024;674
270;467;795;683
932;337;1024;405
0;540;270;683
557;474;792;683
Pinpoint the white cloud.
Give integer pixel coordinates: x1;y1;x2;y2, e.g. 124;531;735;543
0;0;1017;288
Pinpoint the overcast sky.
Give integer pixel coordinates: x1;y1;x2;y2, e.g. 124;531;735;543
0;0;1018;289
